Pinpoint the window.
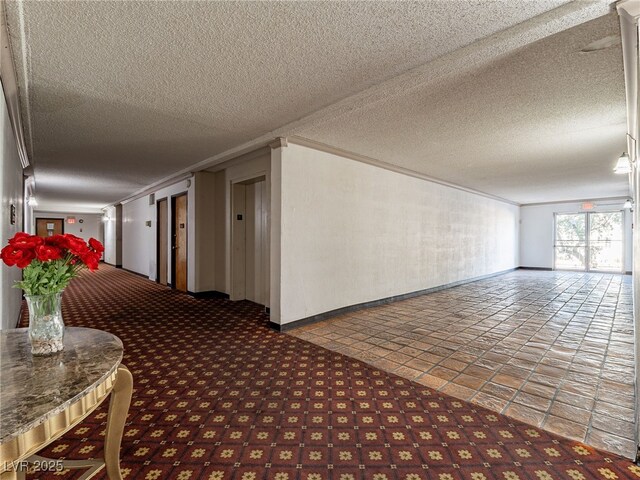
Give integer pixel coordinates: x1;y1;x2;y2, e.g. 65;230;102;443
554;211;623;272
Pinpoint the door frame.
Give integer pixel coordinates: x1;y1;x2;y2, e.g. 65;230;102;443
553;210;625;273
35;217;65;236
170;192;188;290
156;197;168;284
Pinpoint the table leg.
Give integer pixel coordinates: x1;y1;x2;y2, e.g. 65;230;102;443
103;365;133;480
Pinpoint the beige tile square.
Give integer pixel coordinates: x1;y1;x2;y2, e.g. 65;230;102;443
415;374;448;389
543;416;588;441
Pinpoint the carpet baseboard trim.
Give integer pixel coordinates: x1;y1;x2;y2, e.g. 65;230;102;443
188;290;230;299
272;267;518;332
519;266;631;275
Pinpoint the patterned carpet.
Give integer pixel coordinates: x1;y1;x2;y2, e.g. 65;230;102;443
21;265;639;479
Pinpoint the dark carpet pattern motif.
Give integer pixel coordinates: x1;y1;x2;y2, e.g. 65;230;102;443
21;266;639;480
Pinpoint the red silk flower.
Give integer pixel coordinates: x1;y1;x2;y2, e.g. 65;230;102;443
81;251;101;271
44;234;70;249
1;245;36;268
9;233;43;250
64;234;89;256
89;237;105;254
35;244;63;262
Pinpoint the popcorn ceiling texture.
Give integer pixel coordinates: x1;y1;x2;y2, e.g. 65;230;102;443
3;0;624;209
297;13;627;205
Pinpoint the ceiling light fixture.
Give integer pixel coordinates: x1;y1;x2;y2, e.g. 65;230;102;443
614;152;632;174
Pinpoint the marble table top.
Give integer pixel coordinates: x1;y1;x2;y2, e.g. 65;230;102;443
0;327;123;443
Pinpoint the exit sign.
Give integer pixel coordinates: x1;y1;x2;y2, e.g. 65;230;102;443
67;217;76;224
582;202;594;210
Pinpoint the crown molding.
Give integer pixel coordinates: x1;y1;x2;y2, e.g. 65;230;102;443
521;196;629;207
287;136;520;207
617;0;640;22
0;0;30;169
268;137;288;149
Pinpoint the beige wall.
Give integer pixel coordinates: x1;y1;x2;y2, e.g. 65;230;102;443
102;204;122;266
271;143;520;325
0;87;24;330
194;171;216;292
33;211;103;245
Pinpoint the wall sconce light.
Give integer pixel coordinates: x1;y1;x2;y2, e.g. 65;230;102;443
614;152;632;174
102;215;112;222
27;196;38;207
624;199;633;209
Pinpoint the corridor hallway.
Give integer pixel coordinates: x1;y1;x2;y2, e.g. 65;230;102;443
24;265;639;479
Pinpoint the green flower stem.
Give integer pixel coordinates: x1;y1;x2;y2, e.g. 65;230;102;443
16;256;88;295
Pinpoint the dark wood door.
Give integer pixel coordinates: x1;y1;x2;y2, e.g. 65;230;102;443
36;218;64;237
157;199;168;285
172;194;188;292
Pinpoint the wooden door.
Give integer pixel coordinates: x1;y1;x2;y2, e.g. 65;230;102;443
157;199;168;285
36;218;63;237
172;194;188;292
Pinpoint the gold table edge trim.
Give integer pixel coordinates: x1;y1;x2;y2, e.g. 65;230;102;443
0;370;117;472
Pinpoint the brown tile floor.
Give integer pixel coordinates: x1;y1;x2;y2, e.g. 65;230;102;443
289;270;637;459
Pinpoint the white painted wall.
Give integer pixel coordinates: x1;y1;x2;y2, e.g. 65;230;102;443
194;172;216;292
520;200;632;271
272;143;520;325
122;179;196;289
102;205;118;266
1;90;24;330
33;211;102;245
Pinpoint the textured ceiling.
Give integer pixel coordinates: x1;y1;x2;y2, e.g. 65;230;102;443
295;12;628;204
3;0;625;210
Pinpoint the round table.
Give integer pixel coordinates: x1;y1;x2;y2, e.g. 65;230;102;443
0;327;132;479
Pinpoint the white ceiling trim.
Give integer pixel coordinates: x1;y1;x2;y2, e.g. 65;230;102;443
521;196;629;206
0;0;30;169
287;136;520;207
617;0;639;161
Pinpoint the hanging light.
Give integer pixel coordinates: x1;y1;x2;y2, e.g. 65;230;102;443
624;199;633;209
614;152;632;174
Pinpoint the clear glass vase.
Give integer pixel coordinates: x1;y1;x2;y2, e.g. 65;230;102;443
25;292;65;355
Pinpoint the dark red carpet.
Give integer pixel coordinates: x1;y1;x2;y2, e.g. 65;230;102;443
22;265;639;479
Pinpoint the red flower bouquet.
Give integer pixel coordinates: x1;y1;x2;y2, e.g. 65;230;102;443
1;232;104;295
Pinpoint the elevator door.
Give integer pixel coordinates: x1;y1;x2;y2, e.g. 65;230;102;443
231;177;267;304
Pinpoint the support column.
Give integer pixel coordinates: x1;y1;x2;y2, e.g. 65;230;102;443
268;138;287;327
